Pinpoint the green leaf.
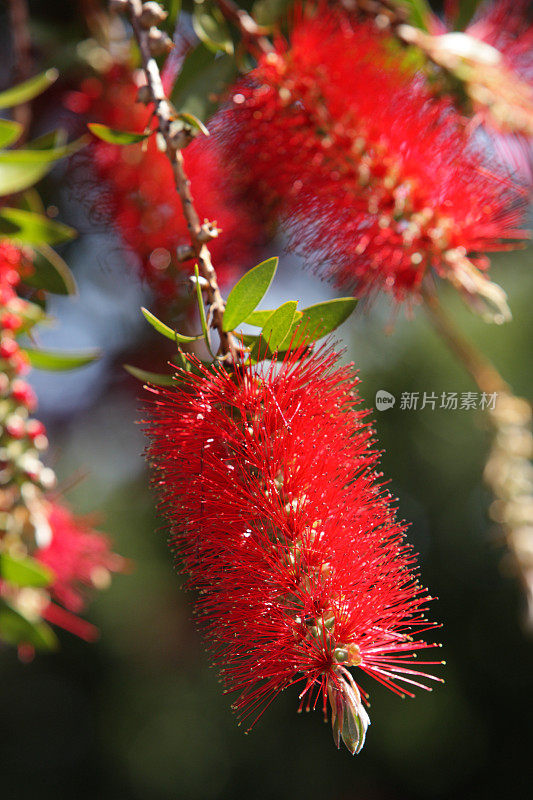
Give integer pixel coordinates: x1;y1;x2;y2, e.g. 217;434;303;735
171;43;215;100
244;308;275;327
170;44;237;122
394;0;431;30
0;119;22;148
292;297;358;345
177;112;210;137
25;244;78;295
235;332;261;348
124;364;176;387
0;553;53;588
192;1;234;55
252;0;291;26
193;264;214;356
0;137;86;196
0;602;58;651
0;68;58;109
141;307;203;343
0;208;76;245
223;257;278;332
245;308;304;328
0;156;54;196
25;129;66;150
20;187;45;215
88;123;151;145
167;0;181;28
261;301;298;350
452;0;483;30
24;347;100;371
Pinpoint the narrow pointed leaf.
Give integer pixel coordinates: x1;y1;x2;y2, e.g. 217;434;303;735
261;301;298;350
0;119;22;148
192;2;234;55
0;69;58;109
26;129;66;150
24;347;100;371
178;112;210;137
141;307;203;343
223;257;278;332
25;244;78;295
243;309;275;327
0;208;76;245
0;602;58;650
0;553;53;588
397;0;432;30
167;0;181;28
171;44;237;122
0;137;86;196
88;123;151;145
124;364;176;387
193;264;213;355
292;297;358;345
20;188;46;215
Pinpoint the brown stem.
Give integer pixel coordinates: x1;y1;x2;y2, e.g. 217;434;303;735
7;0;32;138
126;0;237;362
214;0;273;56
421;285;509;397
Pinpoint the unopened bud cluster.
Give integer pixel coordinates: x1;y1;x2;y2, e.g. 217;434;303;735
0;244;54;547
0;241;123;650
111;0;172;56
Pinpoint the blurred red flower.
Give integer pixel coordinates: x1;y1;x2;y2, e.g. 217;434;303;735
36;502;125;642
214;10;526;315
67;66;265;302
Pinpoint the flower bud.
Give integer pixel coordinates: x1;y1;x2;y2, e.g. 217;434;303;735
140;2;168;29
327;669;371;755
147;27;173;57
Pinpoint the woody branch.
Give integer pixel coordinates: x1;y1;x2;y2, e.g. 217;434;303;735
124;0;237;362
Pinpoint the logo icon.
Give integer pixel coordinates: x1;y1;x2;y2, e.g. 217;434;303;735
375;390;395;411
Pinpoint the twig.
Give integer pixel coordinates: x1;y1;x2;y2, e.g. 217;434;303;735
126;0;237;362
214;0;273;55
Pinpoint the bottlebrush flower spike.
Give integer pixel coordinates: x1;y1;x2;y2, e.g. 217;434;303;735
214;9;527;319
145;345;443;753
66;66;265;303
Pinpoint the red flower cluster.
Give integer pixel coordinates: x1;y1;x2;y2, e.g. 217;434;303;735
145;346;442;753
66;66;265;301
36;502;124;641
215;10;525;306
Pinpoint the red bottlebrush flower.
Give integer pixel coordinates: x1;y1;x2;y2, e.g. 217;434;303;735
36;502;124;615
215;10;526;316
69;66;265;302
145;346;442;753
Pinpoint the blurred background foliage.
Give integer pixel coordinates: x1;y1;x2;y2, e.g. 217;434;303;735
0;1;532;799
